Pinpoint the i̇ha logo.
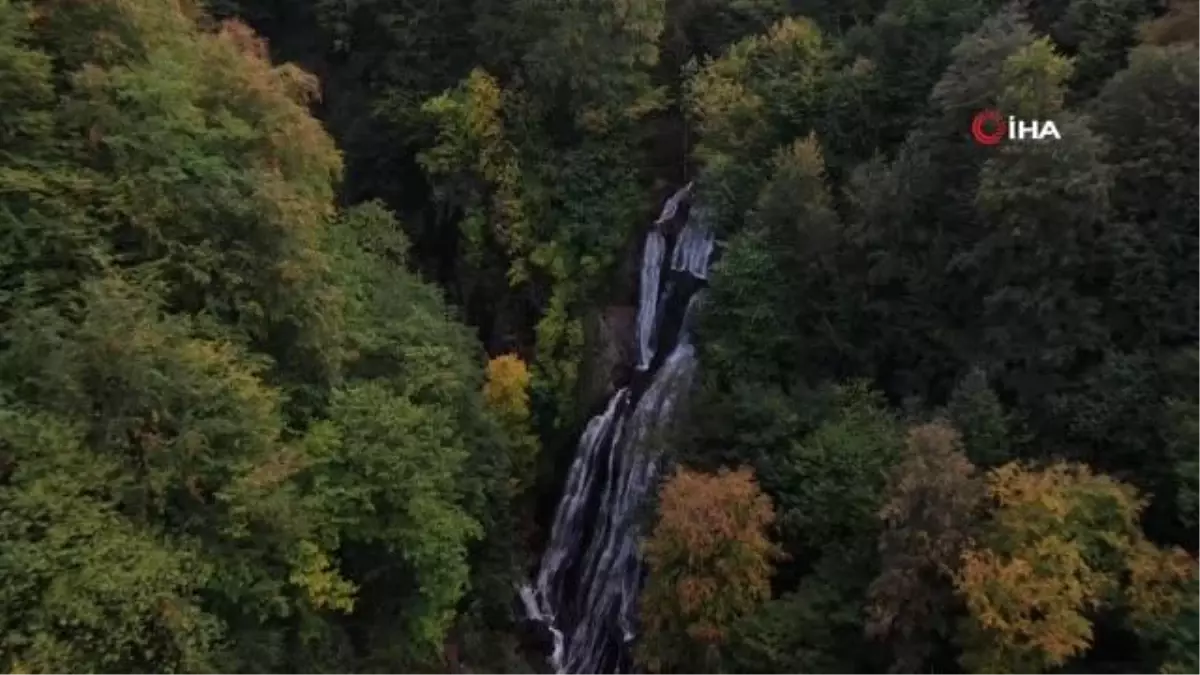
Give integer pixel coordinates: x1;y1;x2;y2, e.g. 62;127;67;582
971;109;1062;145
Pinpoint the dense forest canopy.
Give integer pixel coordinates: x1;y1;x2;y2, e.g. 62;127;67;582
0;0;1196;673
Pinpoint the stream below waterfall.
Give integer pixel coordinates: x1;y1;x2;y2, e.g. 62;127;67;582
520;183;715;674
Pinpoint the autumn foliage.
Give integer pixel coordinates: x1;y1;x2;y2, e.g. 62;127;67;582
2;0;1196;671
484;354;531;415
637;467;781;672
483;354;540;492
954;462;1198;673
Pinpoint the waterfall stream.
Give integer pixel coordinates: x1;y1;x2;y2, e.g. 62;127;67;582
521;185;714;673
636;230;665;371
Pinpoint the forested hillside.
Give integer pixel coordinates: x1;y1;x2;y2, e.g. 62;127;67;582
0;0;1196;673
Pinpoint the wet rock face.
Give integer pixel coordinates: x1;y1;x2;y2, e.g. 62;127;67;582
600;306;638;388
578;305;637;416
515;612;558;673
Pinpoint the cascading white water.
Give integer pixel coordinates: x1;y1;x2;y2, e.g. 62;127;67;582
524;390;630;671
636;230;665;371
654;181;693;225
522;185;712;674
564;336;699;673
671;206;715;280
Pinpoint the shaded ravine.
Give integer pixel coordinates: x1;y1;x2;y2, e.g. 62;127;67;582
521;185;715;673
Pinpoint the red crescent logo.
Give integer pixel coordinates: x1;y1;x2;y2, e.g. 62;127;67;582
971;109;1006;145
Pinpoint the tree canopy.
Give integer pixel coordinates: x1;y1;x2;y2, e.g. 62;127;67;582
0;0;1195;672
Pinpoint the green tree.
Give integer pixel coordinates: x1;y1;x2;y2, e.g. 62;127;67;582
1090;42;1198;350
300;383;481;669
0;409;222;673
725;556;878;673
1;0;347;421
317;200;519;670
845;0;1009;149
1055;0;1159;99
421;0;670;432
769;382;904;561
0;276;351;671
513;0;667;131
0;3;523;671
701;136;848;386
969;107;1114;427
945;368;1016;467
685;16;832;225
659;0;788;74
836;7;1045;406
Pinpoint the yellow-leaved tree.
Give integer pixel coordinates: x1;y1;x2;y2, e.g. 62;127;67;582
483;354;540;494
955;462;1197;673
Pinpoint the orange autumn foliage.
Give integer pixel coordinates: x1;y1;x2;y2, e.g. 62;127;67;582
637;466;781;673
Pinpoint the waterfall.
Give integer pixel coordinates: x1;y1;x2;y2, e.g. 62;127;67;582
654;181;693;225
522;185;712;674
670;205;714;280
636;230;665;371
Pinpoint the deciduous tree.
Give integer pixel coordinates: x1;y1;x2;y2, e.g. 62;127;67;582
637;467;781;673
867;423;984;672
955;462;1197;673
483;353;540;493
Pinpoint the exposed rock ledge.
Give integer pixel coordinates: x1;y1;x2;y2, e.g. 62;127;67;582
577;304;637;418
